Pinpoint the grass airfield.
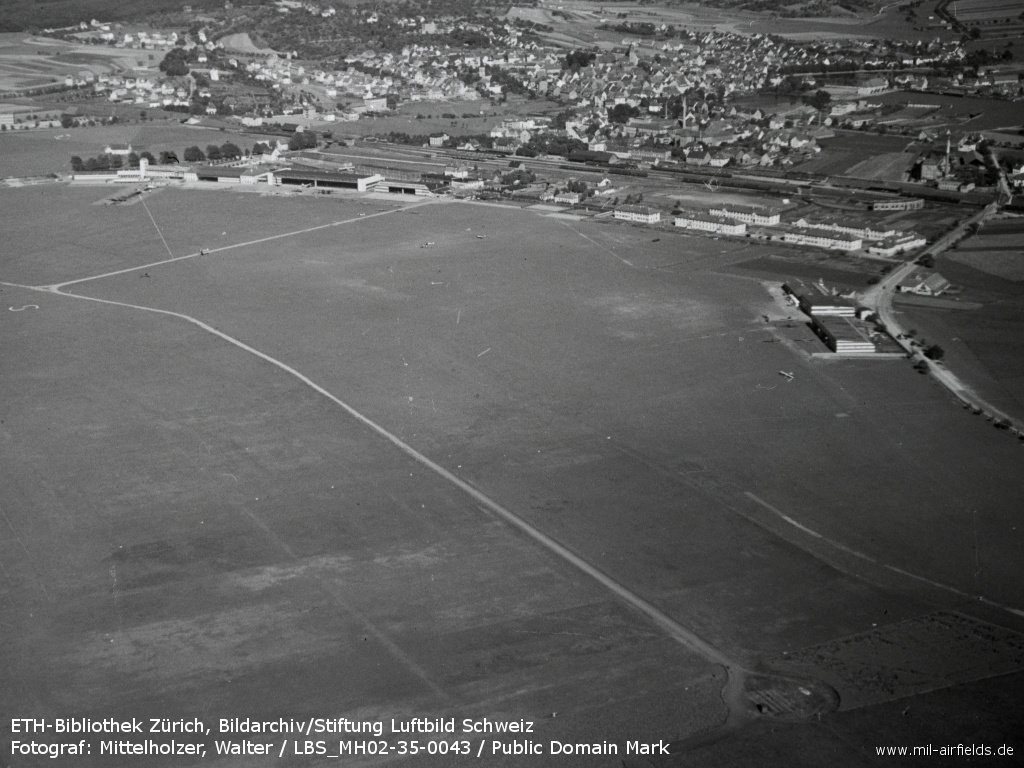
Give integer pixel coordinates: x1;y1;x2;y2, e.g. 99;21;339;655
2;185;1024;766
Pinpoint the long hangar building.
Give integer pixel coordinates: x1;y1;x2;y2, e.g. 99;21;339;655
194;166;385;191
273;168;384;192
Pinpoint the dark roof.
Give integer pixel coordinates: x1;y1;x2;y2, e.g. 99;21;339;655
616;205;660;215
196;165;249;179
800;294;857;307
275;168;378;183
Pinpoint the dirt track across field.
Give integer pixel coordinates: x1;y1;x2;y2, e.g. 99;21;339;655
2;185;1023;766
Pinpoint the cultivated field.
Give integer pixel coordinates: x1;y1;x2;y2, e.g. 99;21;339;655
899;250;1024;420
948;219;1024;281
326;98;564;140
948;248;1024;281
844;152;918;181
2;184;1024;766
872;92;1024;132
0;34;154;91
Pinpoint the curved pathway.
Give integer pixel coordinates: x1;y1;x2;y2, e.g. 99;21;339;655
861;202;1021;433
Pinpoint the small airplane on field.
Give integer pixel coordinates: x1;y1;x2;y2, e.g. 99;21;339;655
779;371;795;382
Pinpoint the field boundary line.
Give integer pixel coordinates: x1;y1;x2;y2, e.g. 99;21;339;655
744;492;1024;619
140;197;175;260
556;221;635;268
5;279;740;674
40;200;435;292
236;507;451;702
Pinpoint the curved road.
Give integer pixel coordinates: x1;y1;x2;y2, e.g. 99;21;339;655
861;202;1021;433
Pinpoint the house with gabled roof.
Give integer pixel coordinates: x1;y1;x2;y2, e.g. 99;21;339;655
898;271;951;296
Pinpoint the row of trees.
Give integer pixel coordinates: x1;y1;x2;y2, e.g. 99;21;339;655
182;142;243;162
70;152;158;171
70;140;260;171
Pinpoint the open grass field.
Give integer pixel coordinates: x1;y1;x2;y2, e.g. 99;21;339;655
2;183;1024;766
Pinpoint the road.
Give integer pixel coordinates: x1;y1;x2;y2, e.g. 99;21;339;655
861;201;1021;431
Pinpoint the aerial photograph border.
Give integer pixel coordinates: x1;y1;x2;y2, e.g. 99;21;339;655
2;0;1023;765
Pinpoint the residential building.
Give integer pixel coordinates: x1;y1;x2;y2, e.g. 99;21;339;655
710;205;780;226
614;205;661;224
898;271;951;296
674;212;746;236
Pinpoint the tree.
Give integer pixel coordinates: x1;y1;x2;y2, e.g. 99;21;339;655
70;156;84;171
160;48;191;77
220;142;242;159
252;142;272;155
804;89;832;111
183;146;206;162
563;49;596;70
126;152;140;168
160;150;179;164
205;144;222;161
60;114;75;129
85;155;109;171
288;130;318;151
608;103;639;124
140;151;157;165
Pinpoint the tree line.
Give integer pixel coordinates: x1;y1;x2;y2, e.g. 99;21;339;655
70;140;265;171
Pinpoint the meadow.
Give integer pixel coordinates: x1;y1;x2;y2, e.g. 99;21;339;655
2;183;1023;765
